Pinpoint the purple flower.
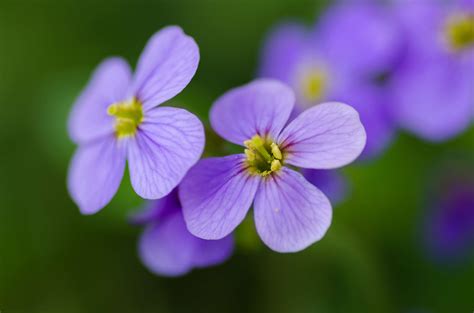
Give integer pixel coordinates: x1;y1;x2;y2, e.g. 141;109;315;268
180;79;366;253
302;169;348;205
67;26;205;214
424;173;474;262
131;189;234;277
258;2;399;159
389;0;474;141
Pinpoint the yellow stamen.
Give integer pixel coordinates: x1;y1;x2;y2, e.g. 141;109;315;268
244;135;284;176
445;13;474;51
271;142;282;160
107;98;144;138
270;159;282;172
300;68;328;102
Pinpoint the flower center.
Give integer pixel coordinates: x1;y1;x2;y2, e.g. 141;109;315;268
299;67;328;102
107;98;144;138
244;135;283;176
445;13;474;51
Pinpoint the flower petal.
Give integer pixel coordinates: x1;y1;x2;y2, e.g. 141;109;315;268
258;23;310;83
390;59;473;141
180;155;261;239
334;83;395;160
279;102;366;169
129;189;181;225
139;212;198;277
131;26;199;111
128;107;204;199
67;136;126;215
302;169;348;205
68;58;132;144
317;3;400;75
210;79;295;145
254;168;332;253
193;235;234;269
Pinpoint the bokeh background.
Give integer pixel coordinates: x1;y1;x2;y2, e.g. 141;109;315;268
0;0;473;312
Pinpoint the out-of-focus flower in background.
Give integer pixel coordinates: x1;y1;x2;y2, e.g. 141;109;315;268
302;169;348;205
131;189;234;277
258;2;399;207
259;2;398;160
389;0;474;141
423;167;474;264
67;26;204;214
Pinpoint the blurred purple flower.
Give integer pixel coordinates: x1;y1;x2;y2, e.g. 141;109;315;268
131;189;234;277
180;80;366;253
389;0;474;141
259;2;399;159
67;26;204;214
302;169;348;205
424;177;474;262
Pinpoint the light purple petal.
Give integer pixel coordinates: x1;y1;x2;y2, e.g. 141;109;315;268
180;155;261;240
302;169;348;205
131;26;199;111
317;3;401;75
333;83;395;160
393;0;446;63
139;212;198;277
68;58;131;144
459;0;474;10
127;107;204;199
67;136;126;214
254;168;332;253
390;59;473;141
210;79;295;145
258;22;309;83
193;235;234;268
279;102;367;169
129;189;181;225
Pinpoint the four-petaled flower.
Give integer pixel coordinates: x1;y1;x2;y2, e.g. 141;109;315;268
180;79;366;253
131;189;234;277
67;26;204;214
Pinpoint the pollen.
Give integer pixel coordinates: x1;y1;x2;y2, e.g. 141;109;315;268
244;135;284;176
107;98;144;138
445;13;474;51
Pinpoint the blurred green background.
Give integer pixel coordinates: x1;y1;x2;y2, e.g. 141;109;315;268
0;1;473;312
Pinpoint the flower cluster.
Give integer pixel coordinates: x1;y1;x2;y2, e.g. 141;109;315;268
67;0;474;277
259;0;474;206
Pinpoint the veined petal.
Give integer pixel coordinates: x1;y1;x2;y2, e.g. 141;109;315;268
254;168;332;253
210;79;295;145
334;83;395;160
279;102;366;169
128;107;204;199
139;212;198;277
67;136;126;215
68;58;132;144
132;26;199;111
180;155;261;240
